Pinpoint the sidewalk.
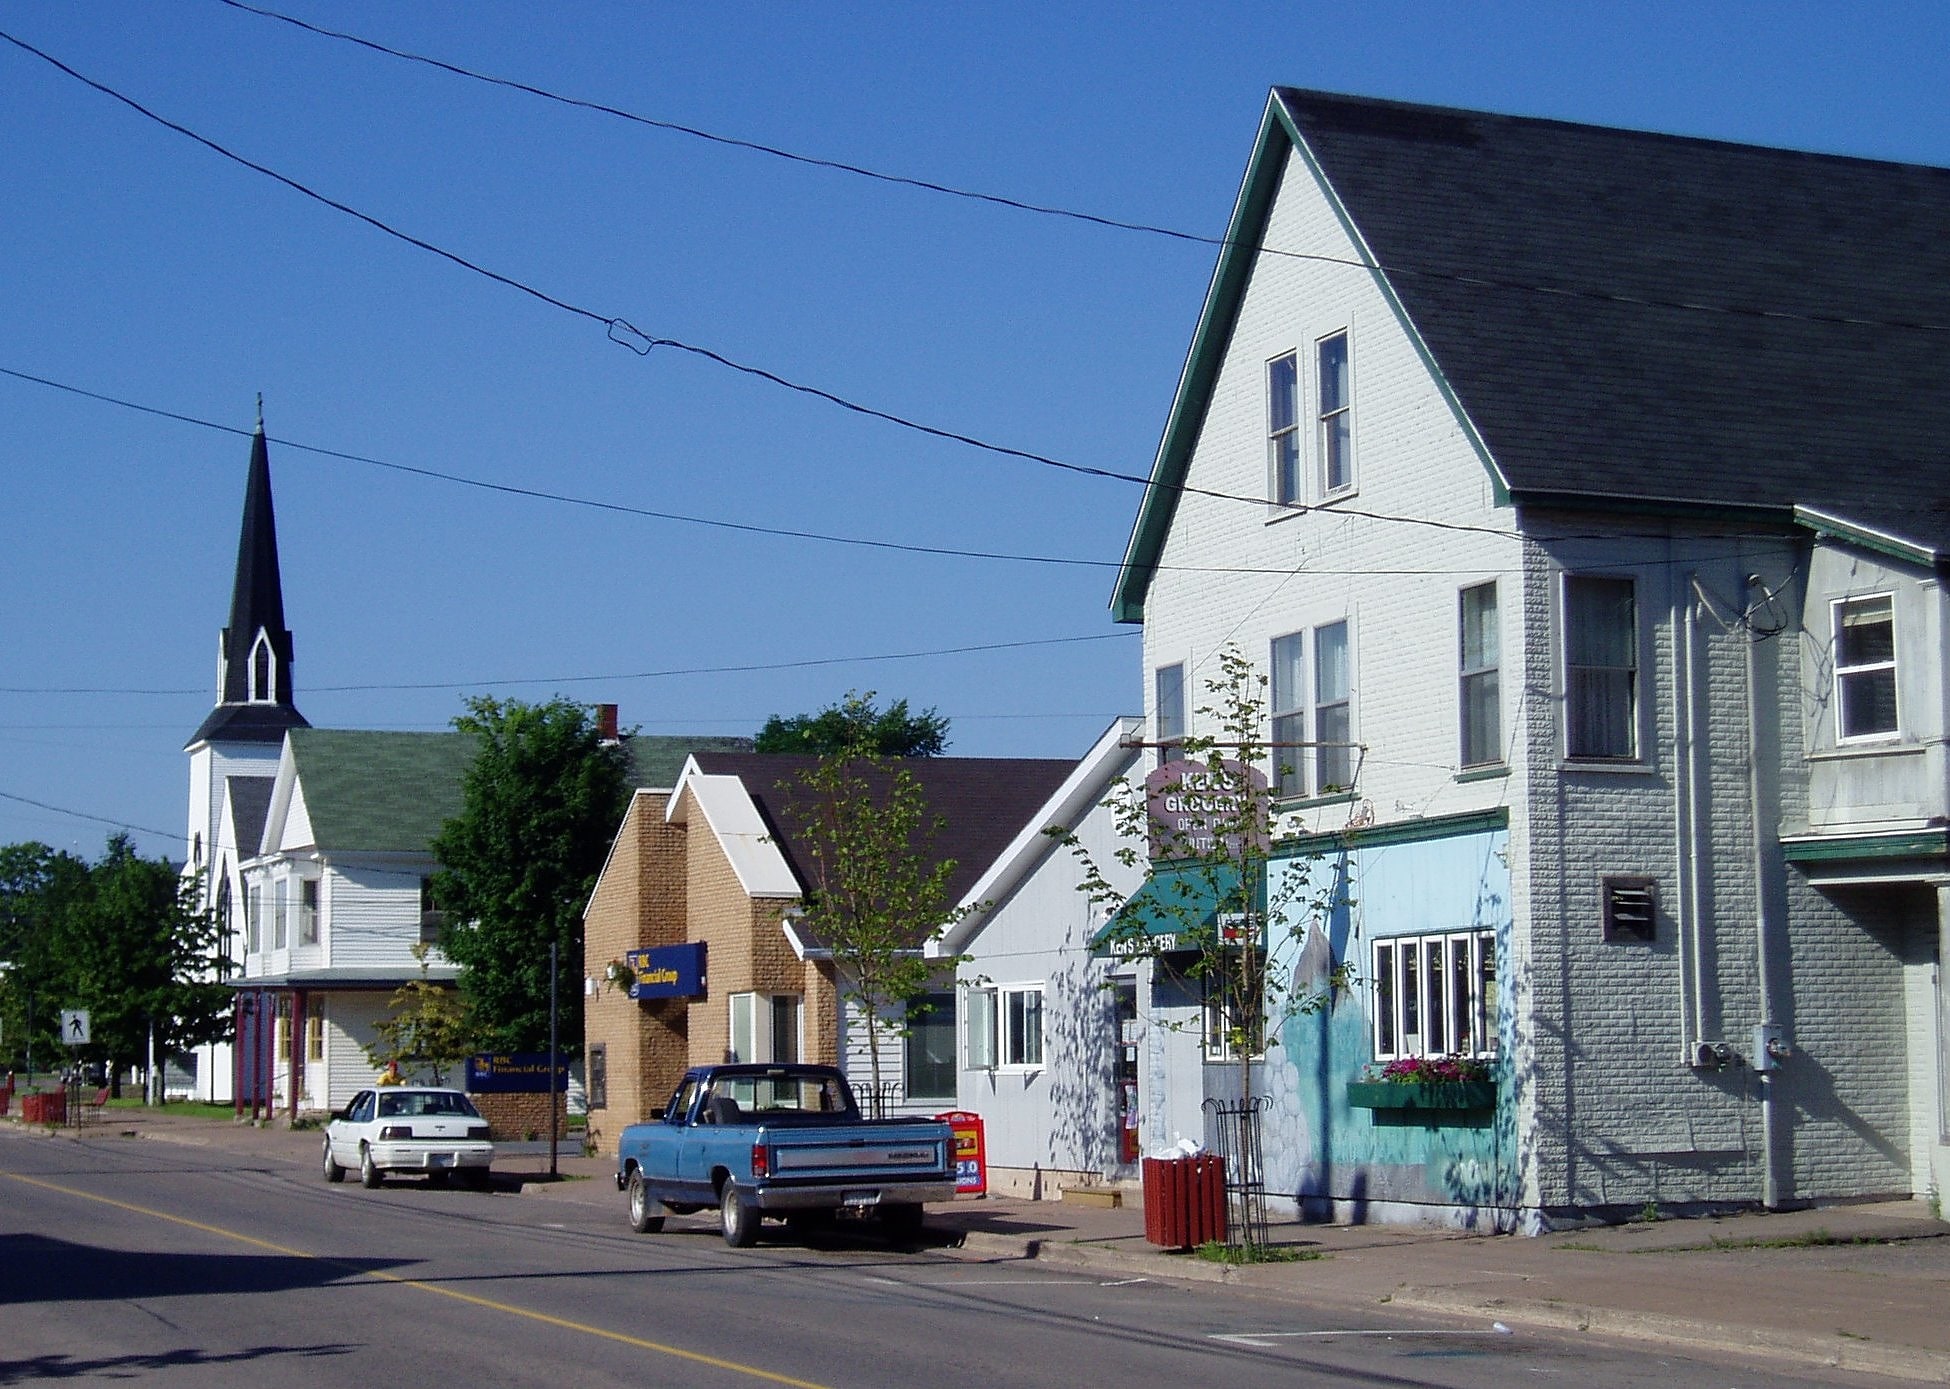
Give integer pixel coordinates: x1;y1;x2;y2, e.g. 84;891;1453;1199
21;1105;1950;1383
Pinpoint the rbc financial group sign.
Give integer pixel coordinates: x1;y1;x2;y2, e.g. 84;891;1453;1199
626;942;707;1001
465;1053;570;1094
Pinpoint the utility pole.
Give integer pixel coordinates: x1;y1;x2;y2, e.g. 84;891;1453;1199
548;939;559;1179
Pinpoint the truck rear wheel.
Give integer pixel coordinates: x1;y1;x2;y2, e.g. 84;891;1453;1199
627;1171;665;1233
720;1183;760;1247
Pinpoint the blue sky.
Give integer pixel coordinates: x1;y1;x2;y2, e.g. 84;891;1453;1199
3;1;1947;862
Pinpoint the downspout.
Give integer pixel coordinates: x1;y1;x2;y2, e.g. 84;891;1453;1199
1744;574;1785;1209
1671;567;1697;1057
1684;585;1710;1047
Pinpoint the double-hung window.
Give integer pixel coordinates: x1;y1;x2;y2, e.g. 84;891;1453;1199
1317;331;1353;495
1270;633;1307;799
245;883;262;953
1371;930;1497;1061
1267;352;1301;505
967;984;1043;1070
1459;583;1501;767
298;878;319;947
1314;620;1352;792
1564;575;1638;760
1154;662;1186;764
1834;595;1898;740
272;880;288;951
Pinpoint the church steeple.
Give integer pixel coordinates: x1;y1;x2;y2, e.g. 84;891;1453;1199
186;415;310;749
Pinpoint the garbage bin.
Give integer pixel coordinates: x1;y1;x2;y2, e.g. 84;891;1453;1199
1141;1153;1227;1250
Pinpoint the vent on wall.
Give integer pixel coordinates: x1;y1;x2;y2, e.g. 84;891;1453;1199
1602;875;1658;942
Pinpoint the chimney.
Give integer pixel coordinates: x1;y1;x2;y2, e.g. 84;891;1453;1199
597;703;620;744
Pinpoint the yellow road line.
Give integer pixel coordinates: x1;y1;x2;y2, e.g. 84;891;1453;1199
1;1168;832;1389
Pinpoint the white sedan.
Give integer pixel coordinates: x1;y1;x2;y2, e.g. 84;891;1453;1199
324;1087;495;1188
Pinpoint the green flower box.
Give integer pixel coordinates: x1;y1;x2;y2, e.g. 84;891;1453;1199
1347;1080;1496;1111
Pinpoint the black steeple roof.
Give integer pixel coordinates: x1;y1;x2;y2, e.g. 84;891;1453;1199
186;418;310;749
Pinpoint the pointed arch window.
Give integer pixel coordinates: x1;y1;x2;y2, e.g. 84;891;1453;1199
249;631;276;703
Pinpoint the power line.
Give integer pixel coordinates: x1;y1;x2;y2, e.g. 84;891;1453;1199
0;631;1140;698
1;363;1801;576
0;788;183;844
214;0;1950;338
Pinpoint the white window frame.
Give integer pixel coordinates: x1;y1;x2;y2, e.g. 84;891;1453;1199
1313;619;1352;793
1563;573;1640;762
1154;662;1187;765
1267;351;1301;506
297;876;319;947
1270;632;1307;799
1201;964;1268;1062
1316;329;1354;496
245;883;262;953
249;630;276;702
1371;930;1497;1062
1833;594;1899;742
272;878;288;951
729;991;802;1064
966;984;1043;1071
1459;582;1502;768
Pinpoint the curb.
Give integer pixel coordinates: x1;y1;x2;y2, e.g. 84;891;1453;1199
1389;1285;1950;1385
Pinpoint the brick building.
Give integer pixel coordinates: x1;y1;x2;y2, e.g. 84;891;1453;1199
1112;89;1950;1229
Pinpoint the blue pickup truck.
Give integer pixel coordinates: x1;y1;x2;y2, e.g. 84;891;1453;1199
614;1063;958;1246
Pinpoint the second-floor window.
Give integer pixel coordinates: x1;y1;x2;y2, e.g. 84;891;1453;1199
1154;662;1186;764
1267;352;1300;505
245;883;262;953
1317;331;1353;495
1564;575;1638;760
1314;620;1352;791
272;880;288;951
1270;632;1307;798
298;878;319;947
1834;595;1898;740
1460;583;1501;768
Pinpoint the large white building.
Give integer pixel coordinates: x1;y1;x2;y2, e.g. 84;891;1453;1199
1111;89;1950;1229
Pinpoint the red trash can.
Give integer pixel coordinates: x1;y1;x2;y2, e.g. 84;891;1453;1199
1141;1153;1227;1250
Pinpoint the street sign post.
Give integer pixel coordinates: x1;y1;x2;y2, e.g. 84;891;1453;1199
61;1009;90;1046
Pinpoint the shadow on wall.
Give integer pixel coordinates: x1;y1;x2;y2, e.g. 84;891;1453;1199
1044;943;1120;1177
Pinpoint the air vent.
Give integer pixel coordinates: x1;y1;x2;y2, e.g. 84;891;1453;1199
1602;876;1657;942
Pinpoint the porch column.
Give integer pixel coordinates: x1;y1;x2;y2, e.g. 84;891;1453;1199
289;990;306;1119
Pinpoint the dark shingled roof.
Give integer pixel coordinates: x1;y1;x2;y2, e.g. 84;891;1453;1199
1277;88;1950;552
223;775;275;859
1114;90;1950;620
691;751;1075;935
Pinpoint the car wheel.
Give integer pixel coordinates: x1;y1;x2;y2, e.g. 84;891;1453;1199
359;1145;383;1189
719;1183;760;1248
322;1138;345;1184
881;1203;925;1237
627;1171;665;1234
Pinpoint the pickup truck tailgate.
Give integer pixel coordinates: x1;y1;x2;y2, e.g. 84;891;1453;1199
769;1131;947;1174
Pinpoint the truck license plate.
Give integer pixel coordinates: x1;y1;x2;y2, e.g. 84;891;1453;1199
841;1190;879;1207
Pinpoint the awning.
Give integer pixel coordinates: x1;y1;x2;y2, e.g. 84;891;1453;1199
1089;864;1263;957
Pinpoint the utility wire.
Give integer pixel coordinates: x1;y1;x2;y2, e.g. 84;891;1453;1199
0;631;1140;698
0;28;1551;540
0;363;1797;574
216;0;1950;337
0;788;184;843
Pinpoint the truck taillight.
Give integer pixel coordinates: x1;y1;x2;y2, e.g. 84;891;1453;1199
751;1143;769;1177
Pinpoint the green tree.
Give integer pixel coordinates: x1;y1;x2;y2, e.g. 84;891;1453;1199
782;744;974;1114
755;691;949;757
0;842;89;1082
1050;647;1348;1252
3;836;231;1093
365;943;478;1084
431;696;630;1053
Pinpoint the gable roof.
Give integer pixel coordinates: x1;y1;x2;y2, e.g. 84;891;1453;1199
684;750;1077;947
1115;89;1950;619
283;729;477;853
222;774;275;857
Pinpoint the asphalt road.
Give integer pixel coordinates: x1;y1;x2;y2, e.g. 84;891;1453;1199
0;1130;1895;1389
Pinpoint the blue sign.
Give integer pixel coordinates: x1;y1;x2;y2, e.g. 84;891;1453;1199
466;1053;569;1093
627;942;707;1000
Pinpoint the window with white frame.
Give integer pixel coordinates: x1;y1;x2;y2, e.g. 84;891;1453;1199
1564;574;1638;760
1833;595;1898;740
1267;352;1301;505
1154;662;1186;765
729;991;801;1064
245;883;262;953
1371;930;1497;1061
966;985;1043;1070
1270;632;1307;799
1314;620;1352;792
249;631;275;702
1202;963;1267;1061
1317;330;1353;495
298;877;319;946
272;879;288;951
1459;582;1501;768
